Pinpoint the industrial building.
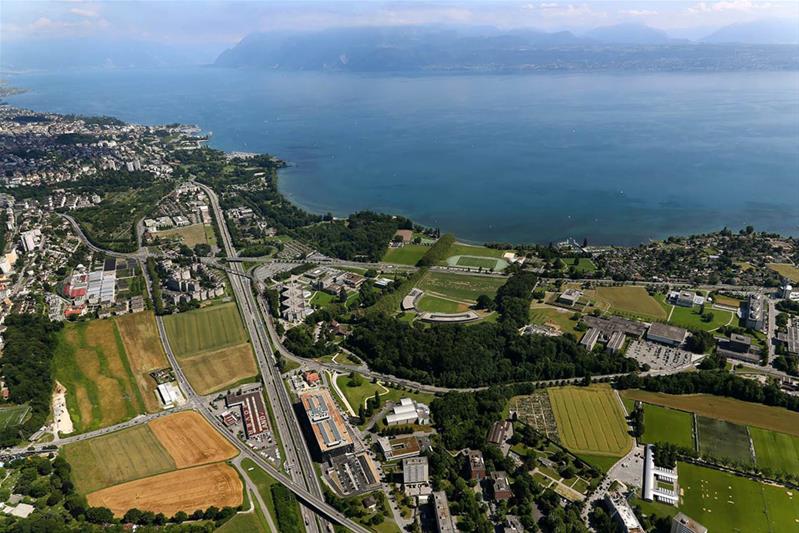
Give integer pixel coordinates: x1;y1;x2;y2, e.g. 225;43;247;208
487;420;513;446
156;382;184;408
646;322;687;347
432;491;456;533
225;389;269;439
300;389;354;459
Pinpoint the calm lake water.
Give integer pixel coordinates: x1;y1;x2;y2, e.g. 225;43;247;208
7;67;799;245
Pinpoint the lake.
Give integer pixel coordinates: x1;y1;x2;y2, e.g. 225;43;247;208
7;67;799;245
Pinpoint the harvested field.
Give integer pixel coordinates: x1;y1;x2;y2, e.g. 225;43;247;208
149;411;237;468
54;320;145;432
178;343;257;395
548;385;632;457
88;463;242;517
63;424;175;494
164;302;248;356
619;390;799;437
115;312;169;412
696;416;753;465
590;286;666;319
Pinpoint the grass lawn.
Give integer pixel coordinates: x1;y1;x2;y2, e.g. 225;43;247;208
0;405;30;430
749;426;799;476
240;458;298;532
63;424;175;494
215;509;268;533
54;319;146;433
655;294;734;331
620;390;799;437
678;461;798;532
640;404;694;449
456;256;500;269
417;271;506;302
310;291;336;308
163;302;248;356
548;385;632;457
529;306;581;335
335;374;434;414
115;312;169;413
382;245;428;265
696;416;753;465
591;286;666;320
415;295;468;314
446;243;506;259
577;454;621;473
767;263;799;282
711;294;742;308
158;223;209;247
562;258;597;274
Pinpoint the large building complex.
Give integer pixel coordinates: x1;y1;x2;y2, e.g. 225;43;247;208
432;491;456;533
225;389;269;439
385;397;431;426
300;389;354;459
743;293;766;331
646;322;687;347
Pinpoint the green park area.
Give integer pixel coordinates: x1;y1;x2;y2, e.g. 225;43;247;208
678;462;798;532
382;244;428;265
334;373;435;415
639;404;694;449
560;257;597;274
215;508;269;533
0;405;30;431
655;294;735;331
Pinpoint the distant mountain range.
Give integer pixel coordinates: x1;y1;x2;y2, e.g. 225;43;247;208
214;21;799;72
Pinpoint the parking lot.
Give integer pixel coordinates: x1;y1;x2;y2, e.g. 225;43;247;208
626;340;696;371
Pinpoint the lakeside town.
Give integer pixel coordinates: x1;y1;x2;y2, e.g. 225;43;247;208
0;102;797;533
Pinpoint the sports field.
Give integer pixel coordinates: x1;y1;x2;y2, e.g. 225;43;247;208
382;245;428;265
163;302;248;356
750;427;799;475
88;463;242;517
54;320;146;432
678;461;798;532
548;385;632;457
456;256;501;269
157;223;210;247
417;271;506;301
415;295;467;314
178;343;258;395
115;312;169;412
619;390;799;437
696;416;753;465
640;404;694;449
0;405;30;430
149;411;237;468
591;286;666;320
767;263;799;282
63;424;176;494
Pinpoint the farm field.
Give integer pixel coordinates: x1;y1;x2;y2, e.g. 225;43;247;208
63;424;175;494
768;263;799;282
749;427;799;475
590;286;666;320
619;390;799;437
115;312;169;412
415;295;467;314
548;385;632;457
88;463;242;517
529;306;582;335
54;319;146;432
149;411;238;468
178;343;258;395
696;416;753;465
0;405;29;430
678;461;798;532
157;223;210;247
382;245;428;265
417;271;505;301
163;302;248;356
640;404;694;449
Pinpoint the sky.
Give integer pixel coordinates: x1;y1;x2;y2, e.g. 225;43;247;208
2;0;798;45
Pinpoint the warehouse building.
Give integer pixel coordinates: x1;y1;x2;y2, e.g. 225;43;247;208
225;389;269;439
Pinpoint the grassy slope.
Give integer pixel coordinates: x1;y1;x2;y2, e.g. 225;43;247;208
593;286;666;320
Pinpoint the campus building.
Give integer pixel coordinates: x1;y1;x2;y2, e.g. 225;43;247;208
402;456;431;502
743;294;766;331
300;389;354;459
385;398;431;426
646;322;687;347
432;491;456;533
606;491;645;533
642;445;679;505
671;512;707;533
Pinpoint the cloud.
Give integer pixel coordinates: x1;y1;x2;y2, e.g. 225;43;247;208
621;9;659;17
689;1;773;13
69;7;99;19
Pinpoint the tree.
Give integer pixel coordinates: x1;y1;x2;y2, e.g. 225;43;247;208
475;294;494;310
338;287;348;303
581;373;592;387
685;330;714;354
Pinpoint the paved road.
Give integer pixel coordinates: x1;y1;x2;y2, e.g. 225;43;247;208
766;297;776;363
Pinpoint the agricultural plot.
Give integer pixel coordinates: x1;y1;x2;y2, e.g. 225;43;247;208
620;390;799;437
54;320;146;432
508;391;559;441
149;411;238;468
163;302;248;356
640;404;694;449
63;424;175;494
0;405;30;430
696;416;753;465
417;271;506;302
548;385;632;457
749;427;799;475
88;463;242;517
115;312;169;412
178;343;258;395
767;263;799;283
678;461;798;533
382;245;428;265
591;286;666;320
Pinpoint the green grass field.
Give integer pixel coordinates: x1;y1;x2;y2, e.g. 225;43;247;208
417;271;506;302
310;291;336;308
696;416;753;465
678;461;798;532
640;404;694;449
382;245;428;265
54;320;146;433
529;306;582;335
655;294;734;331
767;263;799;282
548;385;632;457
577;454;622;473
335;374;435;416
562;258;597;274
240;458;298;532
163;302;248;356
415;295;467;313
63;424;175;494
446;243;506;259
215;508;269;533
588;286;666;320
456;256;500;269
749;427;799;475
0;405;30;430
